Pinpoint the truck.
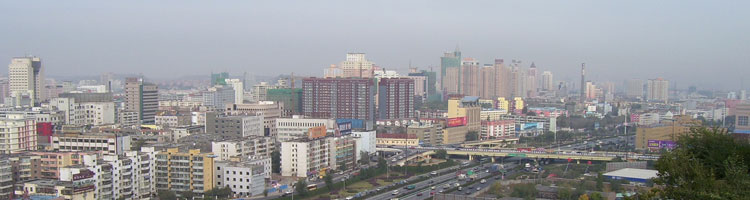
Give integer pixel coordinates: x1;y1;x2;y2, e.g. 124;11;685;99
457;173;467;180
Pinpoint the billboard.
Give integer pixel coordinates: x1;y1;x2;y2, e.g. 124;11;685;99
647;140;676;149
518;122;544;131
446;117;467;127
337;122;352;135
308;125;327;139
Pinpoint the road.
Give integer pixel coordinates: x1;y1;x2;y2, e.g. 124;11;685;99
363;164;466;200
396;163;519;200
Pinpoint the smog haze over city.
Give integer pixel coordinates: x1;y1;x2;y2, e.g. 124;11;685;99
1;1;748;90
0;1;749;200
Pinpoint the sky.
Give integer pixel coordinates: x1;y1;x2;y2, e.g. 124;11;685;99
1;0;748;90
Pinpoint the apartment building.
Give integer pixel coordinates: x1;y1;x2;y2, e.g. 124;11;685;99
276;115;336;142
52;132;131;156
211;136;275;162
206;115;264;137
0;114;37;154
214;161;266;197
225;101;283;137
155;148;215;197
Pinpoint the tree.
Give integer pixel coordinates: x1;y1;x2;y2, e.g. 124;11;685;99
589;192;604;200
339;161;348;171
434;149;448;159
557;186;573;200
295;179;309;197
609;180;622;193
578;194;590;200
263;189;268;197
510;183;537;200
179;191;196;200
131;139;146;151
465;131;479;141
359;151;370;165
653;127;750;199
324;175;334;191
595;173;604;191
205;186;232;199
378;157;387;169
157;190;177;200
272;150;281;173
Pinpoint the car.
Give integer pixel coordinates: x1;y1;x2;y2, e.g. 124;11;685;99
392;190;399;195
431;186;436;190
454;183;460;187
345;196;354;200
465;190;472;195
476;187;481;191
417;193;423;196
438;190;444;193
431;192;435;196
458;187;463;191
480;179;486;184
431;171;438;175
429;180;434;184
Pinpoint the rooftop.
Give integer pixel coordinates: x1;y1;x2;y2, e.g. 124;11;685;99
603;168;658;180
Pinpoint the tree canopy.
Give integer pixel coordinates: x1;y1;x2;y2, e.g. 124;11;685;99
653;127;750;199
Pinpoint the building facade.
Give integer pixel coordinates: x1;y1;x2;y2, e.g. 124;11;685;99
377;78;415;120
302;78;376;122
0;114;37;154
124;77;158;124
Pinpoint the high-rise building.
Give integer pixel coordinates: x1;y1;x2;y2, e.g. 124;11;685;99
480;64;496;99
225;101;284;137
407;70;438;100
441;48;462;95
647;78;669;103
580;63;586;104
226;79;244;104
252;81;287;102
626;79;644;98
377;78;415;120
448;96;481;131
211;72;229;86
340;53;375;78
494;59;512;98
266;88;303;115
302;77;376;122
0;114;36;154
124;77;158;124
206;115;264;137
461;58;481;97
541;71;554;91
8;57;44;104
526;63;538;97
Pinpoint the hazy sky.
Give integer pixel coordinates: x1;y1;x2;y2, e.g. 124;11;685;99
1;1;748;89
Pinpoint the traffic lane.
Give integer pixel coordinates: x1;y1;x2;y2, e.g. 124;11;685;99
365;165;464;200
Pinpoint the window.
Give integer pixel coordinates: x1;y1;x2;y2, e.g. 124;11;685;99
740;116;749;126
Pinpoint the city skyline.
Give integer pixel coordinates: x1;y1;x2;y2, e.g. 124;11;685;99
1;1;748;90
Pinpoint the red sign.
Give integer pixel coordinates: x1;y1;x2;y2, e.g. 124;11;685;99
587;161;592;165
446;117;467;127
567;158;572;163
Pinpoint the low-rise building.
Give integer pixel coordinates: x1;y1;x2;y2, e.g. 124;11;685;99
351;130;377;161
406;123;443;146
214;161;266;197
16;179;96;200
206;115;264;137
481;120;516;139
52;132;131;156
155;112;192;127
276;115;336;142
376;133;419;147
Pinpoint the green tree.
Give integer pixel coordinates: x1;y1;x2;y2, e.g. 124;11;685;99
157;190;177;200
609;180;622;193
595;173;604;191
179;191;196;199
653;127;750;199
434;149;448;159
272;150;281;173
557;186;573;200
263;189;268;197
324;174;334;191
295;178;309;197
466;131;479;141
205;186;232;198
359;151;370;165
339;161;348;171
510;183;537;200
378;157;387;169
131;139;146;151
589;192;604;200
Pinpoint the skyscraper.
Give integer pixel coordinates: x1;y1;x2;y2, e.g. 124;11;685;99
480;64;496;99
626;79;644;98
8;56;44;104
647;78;669;103
377;78;415;119
211;72;229;86
494;59;512;98
441;47;462;95
302;77;375;121
461;58;481;97
541;71;554;91
407;69;437;100
580;63;586;104
124;77;158;124
526;62;538;97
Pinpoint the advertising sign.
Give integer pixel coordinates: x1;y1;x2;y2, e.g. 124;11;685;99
337;122;352;135
446;117;467;127
308;125;327;139
647;140;676;149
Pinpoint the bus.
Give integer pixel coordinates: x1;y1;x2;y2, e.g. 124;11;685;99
307;184;318;191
